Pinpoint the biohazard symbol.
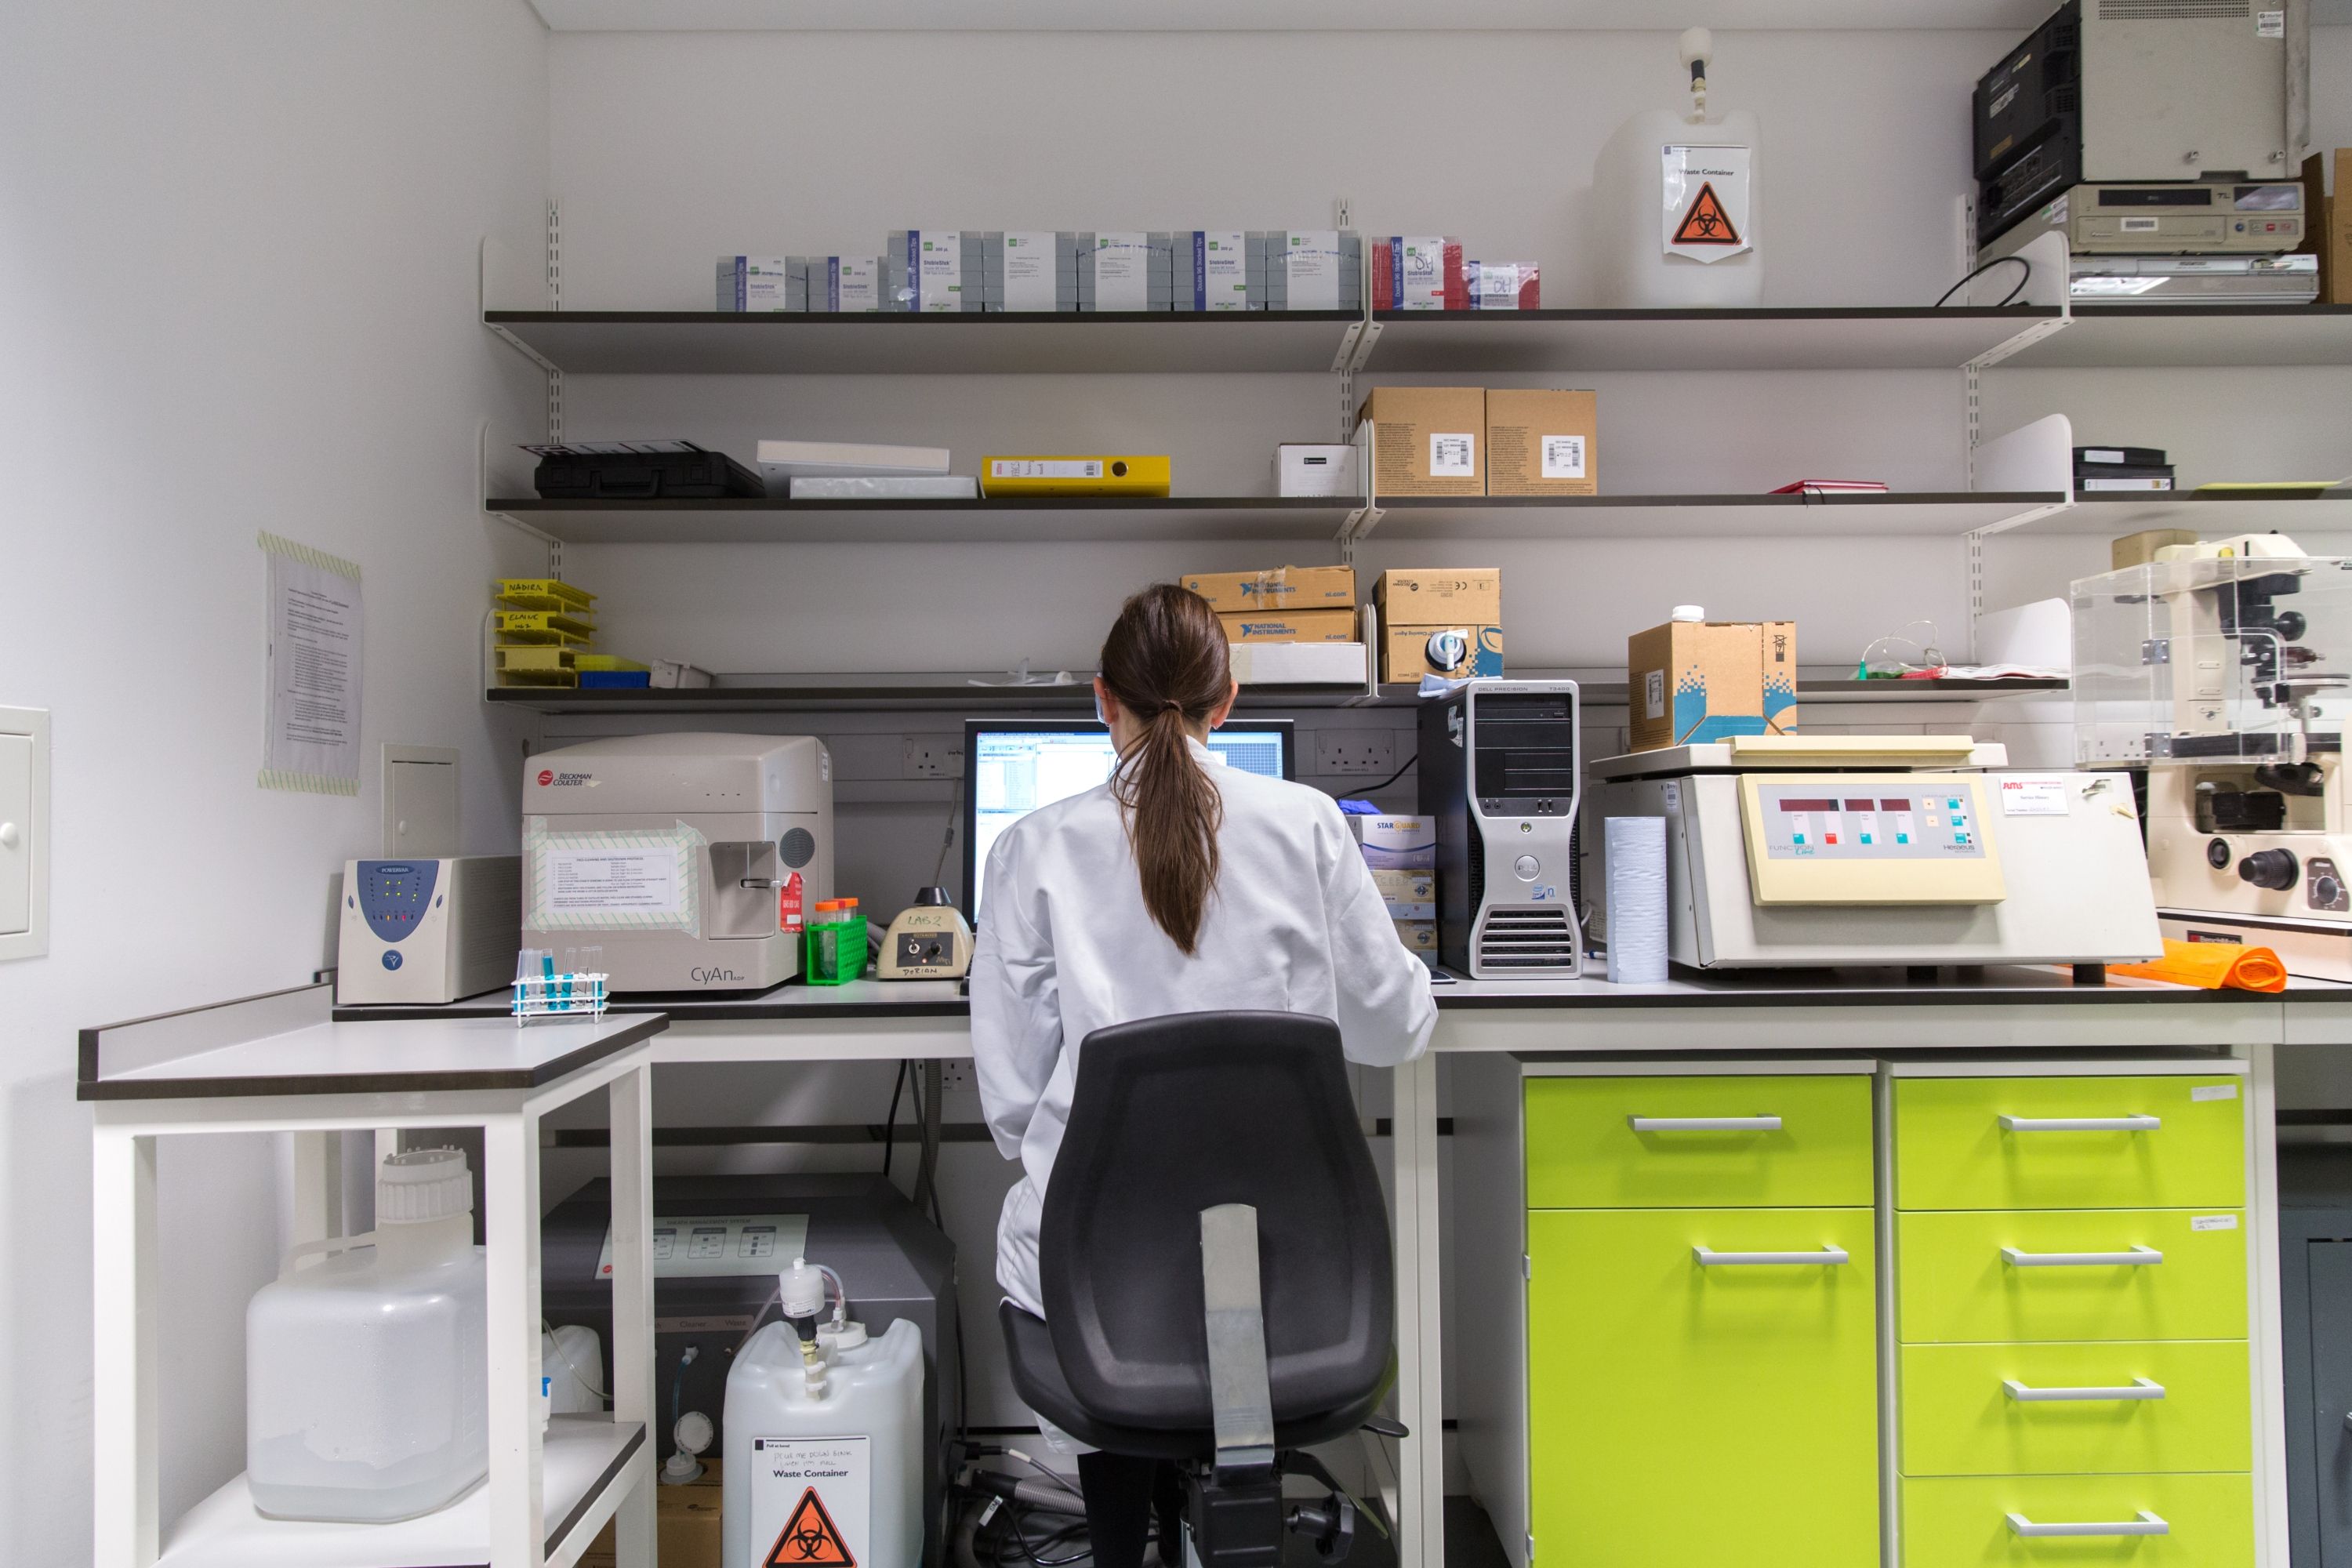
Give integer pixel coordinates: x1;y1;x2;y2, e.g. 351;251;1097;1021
1671;182;1742;246
766;1487;857;1566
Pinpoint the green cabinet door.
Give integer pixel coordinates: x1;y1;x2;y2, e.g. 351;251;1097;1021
1897;1210;2249;1345
1526;1074;1875;1209
1893;1076;2245;1212
1527;1207;1879;1568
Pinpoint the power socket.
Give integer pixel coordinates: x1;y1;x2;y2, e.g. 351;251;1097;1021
902;736;964;779
940;1060;976;1094
1316;730;1396;777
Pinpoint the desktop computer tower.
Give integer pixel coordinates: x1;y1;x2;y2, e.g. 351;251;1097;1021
1418;681;1584;978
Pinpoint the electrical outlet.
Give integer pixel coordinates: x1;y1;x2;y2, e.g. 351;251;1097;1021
1316;730;1396;777
941;1060;976;1094
902;736;964;779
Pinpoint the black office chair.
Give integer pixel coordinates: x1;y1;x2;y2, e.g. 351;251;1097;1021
999;1011;1403;1567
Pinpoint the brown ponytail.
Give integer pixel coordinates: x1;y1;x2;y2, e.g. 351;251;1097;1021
1099;584;1232;955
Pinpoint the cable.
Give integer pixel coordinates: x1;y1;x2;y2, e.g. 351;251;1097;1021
881;1059;909;1180
913;1059;943;1218
1357;750;1417;795
1934;253;2030;309
932;768;966;888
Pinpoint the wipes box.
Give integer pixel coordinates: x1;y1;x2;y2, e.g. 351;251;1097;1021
1627;616;1798;752
1348;815;1437;871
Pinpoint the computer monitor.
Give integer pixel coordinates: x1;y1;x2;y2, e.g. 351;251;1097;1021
960;719;1295;924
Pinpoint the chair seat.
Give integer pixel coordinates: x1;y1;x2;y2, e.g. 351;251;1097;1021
1000;1301;1395;1461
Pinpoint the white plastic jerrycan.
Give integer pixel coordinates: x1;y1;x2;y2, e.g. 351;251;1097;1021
1592;27;1763;307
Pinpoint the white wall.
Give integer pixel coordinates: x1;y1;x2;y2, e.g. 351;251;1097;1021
0;1;550;1556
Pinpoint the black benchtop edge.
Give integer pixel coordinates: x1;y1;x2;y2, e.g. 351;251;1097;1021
1431;984;2278;1010
331;999;972;1023
76;1014;670;1102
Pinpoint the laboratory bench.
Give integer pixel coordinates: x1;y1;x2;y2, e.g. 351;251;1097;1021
102;971;2352;1568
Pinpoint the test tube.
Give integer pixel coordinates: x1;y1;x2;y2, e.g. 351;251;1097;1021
561;947;579;1011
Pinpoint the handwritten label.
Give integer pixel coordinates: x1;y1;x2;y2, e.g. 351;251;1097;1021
2190;1214;2239;1232
2190;1083;2239;1102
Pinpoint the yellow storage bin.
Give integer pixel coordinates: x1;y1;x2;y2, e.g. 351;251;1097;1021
1900;1341;2252;1477
1894;1076;2245;1213
1899;1473;2252;1568
1524;1074;1874;1210
1528;1207;1878;1568
1898;1209;2248;1345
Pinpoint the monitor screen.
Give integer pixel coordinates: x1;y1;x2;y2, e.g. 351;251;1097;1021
961;720;1294;923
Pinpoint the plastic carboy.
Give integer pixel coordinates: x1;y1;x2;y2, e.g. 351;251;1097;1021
245;1147;489;1521
1592;27;1763;307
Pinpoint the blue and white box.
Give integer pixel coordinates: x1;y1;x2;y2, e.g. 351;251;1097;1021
717;256;793;311
1174;230;1250;311
884;230;985;312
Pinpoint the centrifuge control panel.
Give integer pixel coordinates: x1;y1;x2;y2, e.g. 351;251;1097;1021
1752;786;1988;861
1737;774;2007;906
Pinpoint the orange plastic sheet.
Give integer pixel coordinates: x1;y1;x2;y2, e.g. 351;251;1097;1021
2111;938;2288;993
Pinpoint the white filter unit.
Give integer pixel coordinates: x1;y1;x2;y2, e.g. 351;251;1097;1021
723;1317;924;1568
1592;29;1762;307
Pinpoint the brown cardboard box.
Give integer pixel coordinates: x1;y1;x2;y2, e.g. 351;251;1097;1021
2332;150;2351;306
579;1457;724;1568
1374;568;1502;623
1485;388;1598;496
2111;528;2200;570
1382;622;1504;683
1627;617;1798;752
1220;608;1357;644
1355;387;1486;496
1182;565;1356;615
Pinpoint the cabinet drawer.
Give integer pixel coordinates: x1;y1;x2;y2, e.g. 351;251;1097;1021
1900;1473;2252;1568
1529;1208;1878;1567
1898;1210;2248;1345
1525;1074;1873;1209
1895;1076;2245;1212
1900;1341;2252;1477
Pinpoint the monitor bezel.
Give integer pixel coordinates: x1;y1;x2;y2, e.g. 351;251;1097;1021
958;717;1297;926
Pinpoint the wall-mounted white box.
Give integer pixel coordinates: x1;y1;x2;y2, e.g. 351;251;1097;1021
0;706;49;960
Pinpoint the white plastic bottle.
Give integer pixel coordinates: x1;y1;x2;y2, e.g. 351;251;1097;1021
723;1258;924;1568
246;1149;488;1521
1592;28;1763;307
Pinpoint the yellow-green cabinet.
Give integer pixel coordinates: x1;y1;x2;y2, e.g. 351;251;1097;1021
1891;1069;2255;1568
1510;1072;1881;1568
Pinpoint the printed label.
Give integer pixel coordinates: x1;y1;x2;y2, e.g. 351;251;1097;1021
2000;777;2071;816
1093;232;1151;311
913;230;964;312
1197;230;1246;310
1429;433;1475;477
991;459;1103;479
1541;434;1587;480
2082;448;2125;464
1661;145;1751;263
1000;231;1058;312
751;1436;869;1566
2190;1214;2239;1232
833;256;881;313
2258;9;2285;37
1646;670;1666;720
546;848;681;916
2190;1083;2239;1102
1399;236;1447;310
1285;230;1343;310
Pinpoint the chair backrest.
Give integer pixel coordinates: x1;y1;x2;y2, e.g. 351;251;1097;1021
1037;1011;1392;1432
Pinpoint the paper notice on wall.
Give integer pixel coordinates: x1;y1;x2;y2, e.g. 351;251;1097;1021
258;532;363;794
1661;144;1751;263
525;819;705;933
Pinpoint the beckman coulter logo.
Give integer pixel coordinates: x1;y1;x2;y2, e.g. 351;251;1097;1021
537;770;596;787
537;769;553;786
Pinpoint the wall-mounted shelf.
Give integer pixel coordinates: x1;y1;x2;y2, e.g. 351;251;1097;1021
488;671;2065;716
485;305;2352;378
2010;494;2352;535
488;492;2068;545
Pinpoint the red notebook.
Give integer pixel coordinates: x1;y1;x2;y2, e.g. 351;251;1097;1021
1771;479;1889;494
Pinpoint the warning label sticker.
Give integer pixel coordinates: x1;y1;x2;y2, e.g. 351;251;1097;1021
754;1436;869;1567
1661;145;1751;263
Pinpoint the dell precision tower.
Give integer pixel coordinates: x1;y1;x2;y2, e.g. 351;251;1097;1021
1418;681;1584;978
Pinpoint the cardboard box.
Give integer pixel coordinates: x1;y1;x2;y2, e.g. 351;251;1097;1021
1394;920;1439;964
1383;622;1504;683
1185;564;1356;615
580;1457;723;1568
2111;528;2201;570
1348;815;1436;870
1374;868;1436;921
1356;387;1486;497
1485;389;1597;497
1227;641;1367;684
2333;150;2351;306
1627;617;1798;753
1374;568;1502;623
1220;609;1356;644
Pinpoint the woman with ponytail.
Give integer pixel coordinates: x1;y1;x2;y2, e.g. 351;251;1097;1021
970;583;1436;1568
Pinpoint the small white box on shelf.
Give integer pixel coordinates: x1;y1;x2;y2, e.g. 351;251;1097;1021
1277;445;1361;497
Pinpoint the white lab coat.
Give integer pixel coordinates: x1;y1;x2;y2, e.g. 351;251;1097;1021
969;739;1438;1316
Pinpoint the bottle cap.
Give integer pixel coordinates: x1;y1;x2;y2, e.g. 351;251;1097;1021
1671;604;1706;622
378;1147;473;1225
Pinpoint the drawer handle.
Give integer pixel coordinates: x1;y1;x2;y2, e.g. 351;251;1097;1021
2002;1244;2163;1268
1693;1245;1849;1266
2003;1377;2166;1403
1629;1115;1782;1132
1998;1112;2161;1132
2005;1510;2168;1539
